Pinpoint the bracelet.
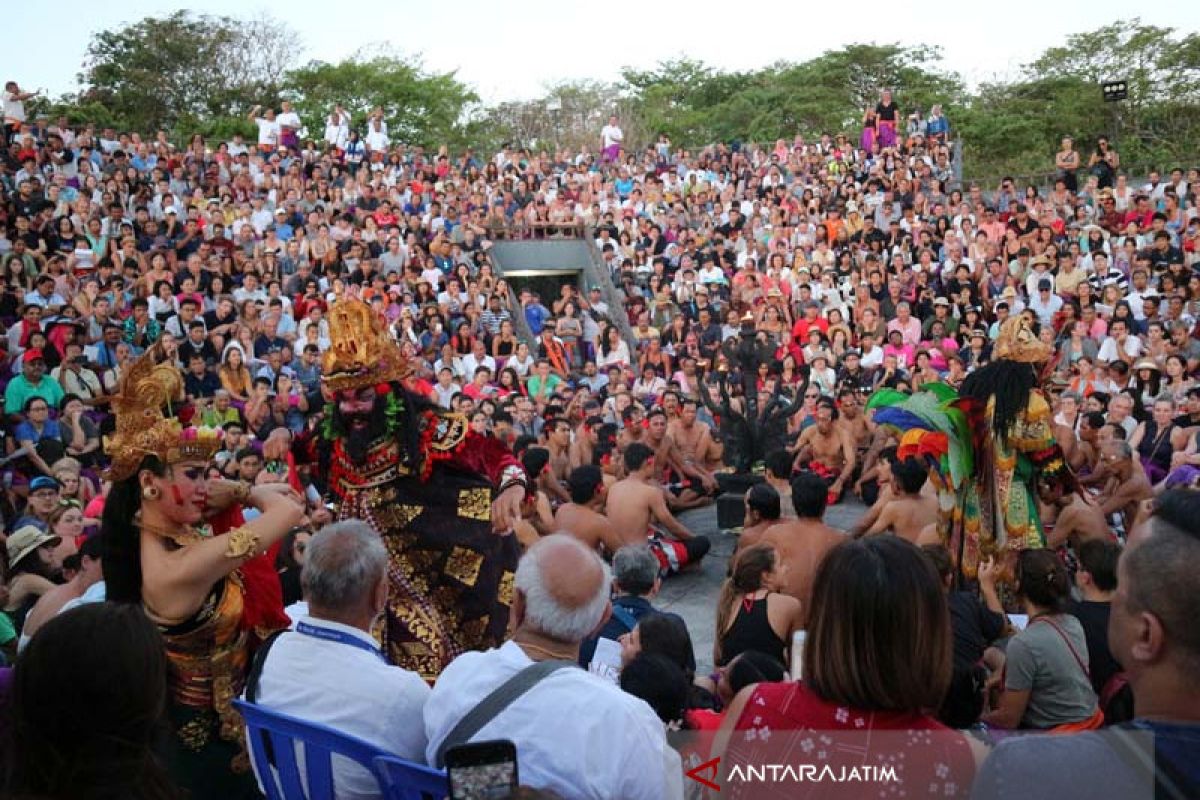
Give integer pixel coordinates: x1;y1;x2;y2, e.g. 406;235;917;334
498;478;530;497
224;526;261;559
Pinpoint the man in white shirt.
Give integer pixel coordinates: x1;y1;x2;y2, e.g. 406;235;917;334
1097;317;1142;365
248;520;430;800
365;116;389;153
461;339;496;381
600;115;623;163
276;100;302;149
324;105;350;150
248;105;279;152
3;81;37;142
425;534;682;800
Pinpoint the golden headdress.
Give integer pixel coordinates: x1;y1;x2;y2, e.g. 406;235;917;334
103;344;222;482
993;315;1052;364
321;298;412;393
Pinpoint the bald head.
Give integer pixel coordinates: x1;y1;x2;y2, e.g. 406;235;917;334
514;533;611;643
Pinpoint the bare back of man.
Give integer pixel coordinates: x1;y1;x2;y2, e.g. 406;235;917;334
1046;492;1112;549
863;493;939;542
760;520;844;627
606;477;685;548
554;502;621;555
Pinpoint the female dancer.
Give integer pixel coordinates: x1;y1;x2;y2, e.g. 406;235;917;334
101;346;304;798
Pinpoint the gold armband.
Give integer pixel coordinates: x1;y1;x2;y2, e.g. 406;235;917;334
233;482;251;504
224;526;260;559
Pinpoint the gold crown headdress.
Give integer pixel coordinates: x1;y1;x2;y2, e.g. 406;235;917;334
993;315;1052;364
103;344;222;482
321;298;412;393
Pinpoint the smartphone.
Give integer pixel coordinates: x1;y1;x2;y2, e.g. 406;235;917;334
445;740;518;800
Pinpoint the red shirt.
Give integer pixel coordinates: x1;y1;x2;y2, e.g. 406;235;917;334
726;682;975;799
790;316;829;345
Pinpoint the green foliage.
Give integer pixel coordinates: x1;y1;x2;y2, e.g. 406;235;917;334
77;11;301;135
285;54;479;149
54;14;1200;179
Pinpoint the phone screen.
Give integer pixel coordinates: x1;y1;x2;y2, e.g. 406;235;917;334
445;740;518;800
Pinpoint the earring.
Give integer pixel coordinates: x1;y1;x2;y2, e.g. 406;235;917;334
143;486;160;500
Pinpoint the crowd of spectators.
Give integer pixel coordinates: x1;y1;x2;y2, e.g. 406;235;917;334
1;79;1199;799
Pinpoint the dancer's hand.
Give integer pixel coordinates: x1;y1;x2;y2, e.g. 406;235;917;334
205;480;250;514
249;482;305;510
491;484;524;535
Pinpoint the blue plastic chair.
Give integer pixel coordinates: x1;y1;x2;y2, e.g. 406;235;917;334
371;755;451;800
234;698;397;799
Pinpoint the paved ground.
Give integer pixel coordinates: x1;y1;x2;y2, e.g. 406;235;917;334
656;500;867;675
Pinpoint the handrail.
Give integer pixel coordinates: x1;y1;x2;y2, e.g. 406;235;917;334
580;226;638;354
486;221;586;241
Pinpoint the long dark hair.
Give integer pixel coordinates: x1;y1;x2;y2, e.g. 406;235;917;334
101;456;168;605
3;603;178;800
715;545;775;664
959;358;1039;441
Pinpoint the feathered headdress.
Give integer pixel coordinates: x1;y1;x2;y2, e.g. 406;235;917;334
103;344;222;482
993;315;1051;364
321;298;412;393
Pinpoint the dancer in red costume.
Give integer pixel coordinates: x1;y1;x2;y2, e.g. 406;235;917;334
295;298;528;680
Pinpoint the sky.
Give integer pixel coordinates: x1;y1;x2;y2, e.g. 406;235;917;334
9;2;1200;105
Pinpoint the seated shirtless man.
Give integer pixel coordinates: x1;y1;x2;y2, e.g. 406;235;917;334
645;408;715;510
1097;439;1154;538
1041;484;1113;550
735;483;783;554
668;397;721;478
555;465;623;555
605;442;711;575
761;472;845;627
857;456;939;543
1071;411;1105;481
791;396;855;504
569;415;604;470
617;404;647;451
836;387;872;463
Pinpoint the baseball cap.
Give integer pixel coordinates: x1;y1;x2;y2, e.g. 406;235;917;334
29;475;61;493
1038;278;1053;291
6;525;61;570
933;297;950;307
22;348;45;363
164;206;178;216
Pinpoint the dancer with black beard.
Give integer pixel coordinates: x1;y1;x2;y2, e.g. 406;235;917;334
296;299;528;680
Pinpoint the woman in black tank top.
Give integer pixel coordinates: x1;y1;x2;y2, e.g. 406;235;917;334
714;544;802;667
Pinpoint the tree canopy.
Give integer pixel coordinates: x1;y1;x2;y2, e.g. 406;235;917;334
54;13;1200;180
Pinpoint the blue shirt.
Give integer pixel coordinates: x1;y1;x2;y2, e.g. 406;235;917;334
579;595;655;667
14;419;61;444
524;303;550;335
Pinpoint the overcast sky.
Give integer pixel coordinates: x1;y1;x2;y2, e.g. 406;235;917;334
10;2;1199;105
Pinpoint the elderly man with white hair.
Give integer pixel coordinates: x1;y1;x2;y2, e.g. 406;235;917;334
424;533;683;800
246;520;431;800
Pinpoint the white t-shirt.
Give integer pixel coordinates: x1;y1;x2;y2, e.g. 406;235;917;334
601;124;623;149
276;110;301;133
1097;335;1143;362
251;617;430;800
2;90;26;124
255;117;280;147
365;124;389;151
425;641;682;800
